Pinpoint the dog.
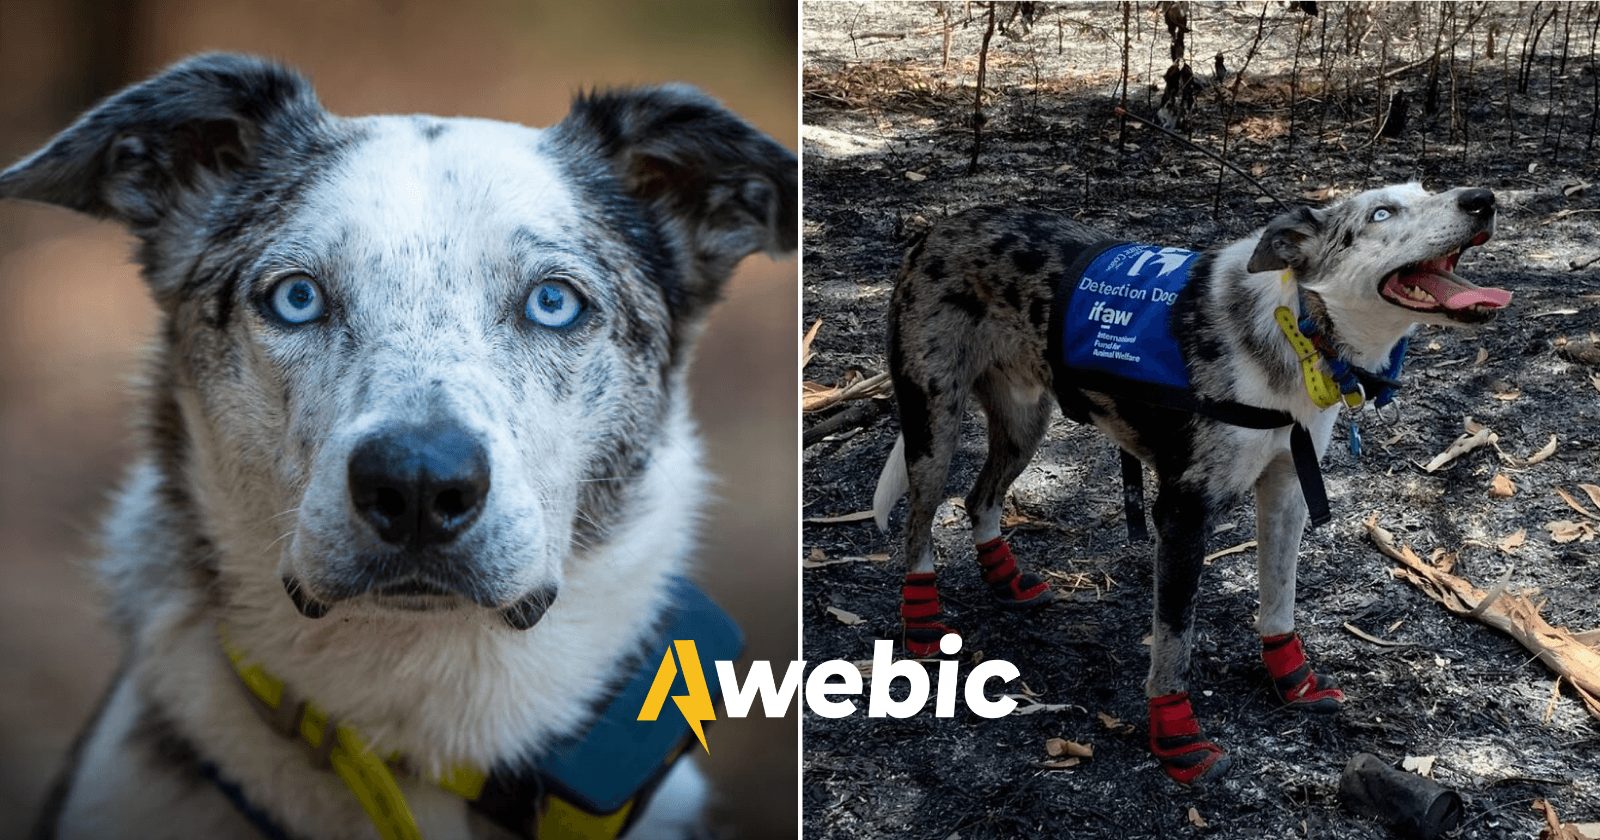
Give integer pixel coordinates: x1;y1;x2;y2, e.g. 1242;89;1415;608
2;54;794;838
872;183;1507;785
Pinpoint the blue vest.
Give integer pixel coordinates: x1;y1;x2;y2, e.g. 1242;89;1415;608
1047;240;1332;531
1058;242;1198;392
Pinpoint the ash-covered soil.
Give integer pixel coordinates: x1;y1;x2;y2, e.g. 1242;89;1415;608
801;3;1600;838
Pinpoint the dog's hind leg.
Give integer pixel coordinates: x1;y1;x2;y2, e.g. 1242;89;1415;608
883;296;979;656
1254;454;1346;712
965;369;1054;609
894;377;965;657
1145;478;1232;786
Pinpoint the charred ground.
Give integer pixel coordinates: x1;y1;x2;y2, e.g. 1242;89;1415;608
802;3;1600;838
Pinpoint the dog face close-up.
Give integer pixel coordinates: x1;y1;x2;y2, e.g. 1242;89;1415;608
2;45;796;839
1;55;793;630
1248;183;1510;333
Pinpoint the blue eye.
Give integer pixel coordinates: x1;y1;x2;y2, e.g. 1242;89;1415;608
267;274;326;325
525;279;585;328
1371;207;1393;222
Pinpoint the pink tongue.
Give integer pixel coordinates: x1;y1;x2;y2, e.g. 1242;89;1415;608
1404;270;1513;310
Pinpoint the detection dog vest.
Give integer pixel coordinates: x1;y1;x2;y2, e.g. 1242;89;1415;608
1047;241;1332;538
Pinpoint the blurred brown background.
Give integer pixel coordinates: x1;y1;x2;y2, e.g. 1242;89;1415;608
0;0;797;836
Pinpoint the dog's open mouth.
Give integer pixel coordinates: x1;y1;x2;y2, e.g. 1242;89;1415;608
1378;231;1510;322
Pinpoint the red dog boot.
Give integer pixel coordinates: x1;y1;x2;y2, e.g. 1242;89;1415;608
1148;692;1232;786
1262;632;1346;712
974;537;1053;609
901;573;956;657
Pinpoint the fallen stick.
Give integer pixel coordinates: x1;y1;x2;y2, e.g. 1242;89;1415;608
803;371;892;413
1365;516;1600;722
804;400;886;448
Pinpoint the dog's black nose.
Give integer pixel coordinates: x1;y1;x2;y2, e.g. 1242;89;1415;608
348;422;490;547
1457;188;1496;215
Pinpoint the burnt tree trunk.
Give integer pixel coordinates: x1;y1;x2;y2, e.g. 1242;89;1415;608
967;2;998;174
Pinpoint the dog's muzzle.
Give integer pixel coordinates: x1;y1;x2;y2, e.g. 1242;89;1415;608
348;421;490;547
280;421;560;630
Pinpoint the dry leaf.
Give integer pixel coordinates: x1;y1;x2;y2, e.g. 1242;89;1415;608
1187;807;1209;829
1490;473;1516;498
804;510;876;524
1497;529;1527;554
1045;738;1094;759
1423;421;1498;472
1038;757;1081;770
1556;488;1600;521
1535;799;1600;840
1494;387;1522;401
1402;755;1437;777
1548;520;1598;544
1526;435;1560;466
1474;347;1490;366
1580;484;1600;513
1545;677;1565;724
1204;540;1257;563
803;552;889;569
826;606;863;625
1590;371;1600;394
801;319;823;367
1097;711;1135;734
904;170;926;182
1344;622;1412;647
1005;695;1075;716
1001;510;1041;528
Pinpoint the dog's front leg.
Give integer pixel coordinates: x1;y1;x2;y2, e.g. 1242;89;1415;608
1254;454;1346;712
1253;454;1306;638
1144;480;1231;786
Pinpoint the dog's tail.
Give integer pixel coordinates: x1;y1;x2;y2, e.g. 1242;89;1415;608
872;434;909;532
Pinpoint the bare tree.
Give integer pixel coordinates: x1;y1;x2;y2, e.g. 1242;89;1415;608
967;2;998;174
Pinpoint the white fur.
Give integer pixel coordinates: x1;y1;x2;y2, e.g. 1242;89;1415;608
61;405;708;839
57;116;719;839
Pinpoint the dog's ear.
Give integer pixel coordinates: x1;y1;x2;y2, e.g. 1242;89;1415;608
1246;206;1323;274
555;85;796;317
0;53;322;230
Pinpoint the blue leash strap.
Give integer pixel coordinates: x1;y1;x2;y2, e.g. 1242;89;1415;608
1295;290;1409;459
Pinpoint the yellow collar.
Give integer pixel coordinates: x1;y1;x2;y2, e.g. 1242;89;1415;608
219;629;633;840
1272;270;1362;411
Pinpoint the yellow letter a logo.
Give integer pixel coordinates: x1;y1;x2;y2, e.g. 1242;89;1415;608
637;640;715;753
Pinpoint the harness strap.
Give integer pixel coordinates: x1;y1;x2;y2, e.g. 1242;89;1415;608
1290;424;1331;526
199;760;302;840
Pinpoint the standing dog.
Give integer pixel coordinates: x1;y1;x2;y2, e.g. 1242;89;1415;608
873;184;1507;784
4;54;793;838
